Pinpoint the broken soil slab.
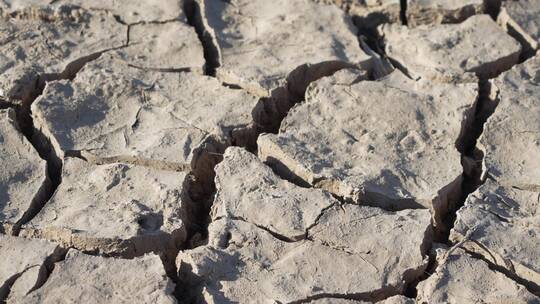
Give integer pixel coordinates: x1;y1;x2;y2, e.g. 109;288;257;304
379;14;521;81
417;250;538;303
123;21;205;73
31;53;258;181
0;235;65;301
20;157;191;258
13;249;176;303
407;0;484;27
0;0;49;15
258;68;477;232
498;0;540;56
56;0;188;24
0;3;204;106
211;147;338;241
0;109;50;235
0;5;126;104
178;205;431;303
1;0;187;23
450;180;540;295
481;54;540;189
196;0;375;97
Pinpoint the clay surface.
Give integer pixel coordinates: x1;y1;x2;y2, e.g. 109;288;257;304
259;69;477;230
212;147;338;240
0;5;126;104
31;53;257;172
14;250;176;303
20;157;191;257
0;235;64;301
0;0;186;23
380;15;521;81
197;0;373;97
1;0;539;302
178;204;431;303
480;54;540;189
451;179;540;294
447;53;540;297
57;0;187;24
417;249;538;303
123;21;205;72
0;2;203;106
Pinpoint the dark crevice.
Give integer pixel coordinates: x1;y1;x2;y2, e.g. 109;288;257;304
498;19;539;63
440;78;499;240
127;18;182;26
284;286;401;304
352;12;394;74
0;101;12;110
427;80;488;242
484;0;502;20
461;79;499;156
0;273;21;303
184;0;221;76
161;250;181;283
126;23;133;46
400;0;408;26
183;127;273;250
220;82;242;90
403;223;436;298
128;63;193;73
176;261;205;304
28;246;68;294
183;141;225;250
111;14;127;25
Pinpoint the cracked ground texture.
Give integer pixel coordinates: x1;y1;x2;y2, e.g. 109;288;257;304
0;0;539;303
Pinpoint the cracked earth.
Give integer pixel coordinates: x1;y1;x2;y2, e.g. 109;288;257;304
0;0;539;303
